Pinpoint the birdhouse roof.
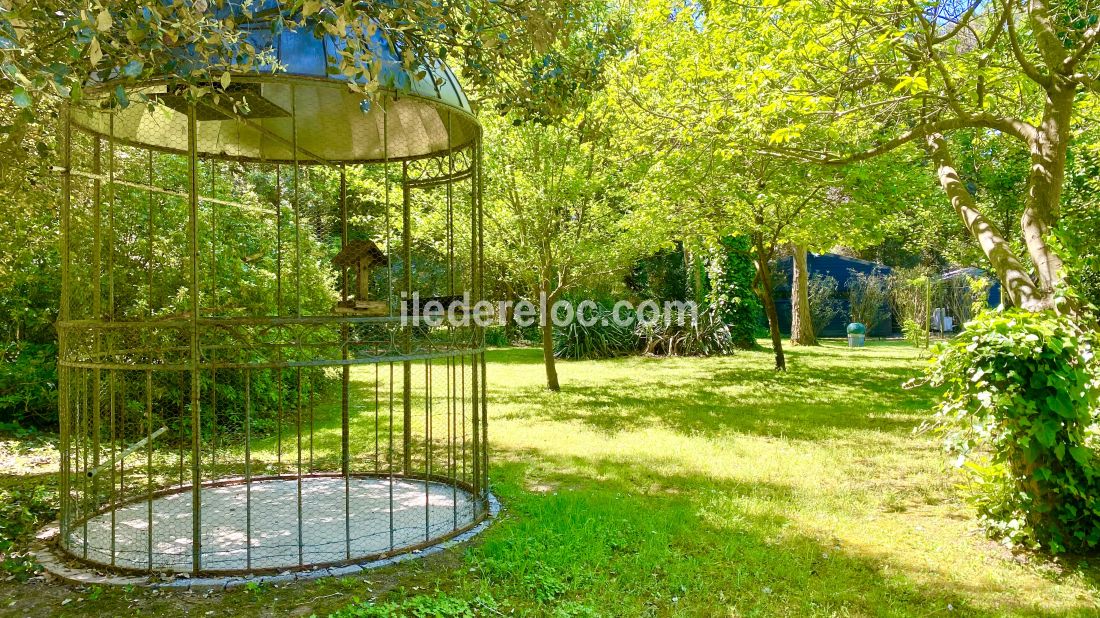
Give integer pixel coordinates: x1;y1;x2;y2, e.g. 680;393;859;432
333;239;386;268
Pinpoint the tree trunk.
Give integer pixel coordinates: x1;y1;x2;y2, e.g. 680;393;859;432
789;244;817;346
693;249;704;305
683;243;692;300
541;319;560;391
539;278;561;392
925;133;1048;310
1022;85;1073;298
752;236;786;371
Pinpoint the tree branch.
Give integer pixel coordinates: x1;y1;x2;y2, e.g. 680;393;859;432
908;0;981;44
1026;0;1070;74
761;113;1036;165
925;131;1047;310
1068;24;1100;70
1004;0;1051;86
1072;73;1100;93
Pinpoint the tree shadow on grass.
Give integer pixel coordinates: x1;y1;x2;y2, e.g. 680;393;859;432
491;358;937;441
477;452;1098;617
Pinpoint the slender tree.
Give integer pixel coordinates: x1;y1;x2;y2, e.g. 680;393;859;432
482;114;636;390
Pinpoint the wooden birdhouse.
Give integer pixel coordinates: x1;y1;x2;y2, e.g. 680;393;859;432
333;239;387;315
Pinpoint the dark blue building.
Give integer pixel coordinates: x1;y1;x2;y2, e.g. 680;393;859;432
772;253;894;338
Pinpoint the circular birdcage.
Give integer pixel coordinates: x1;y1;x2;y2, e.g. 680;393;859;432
53;12;489;577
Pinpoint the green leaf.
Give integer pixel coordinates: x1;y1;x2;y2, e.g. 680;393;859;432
88;38;103;66
114;85;129;109
1069;446;1092;467
1045;393;1074;418
11;86;31;108
96;10;112;33
126;25;146;45
1035;424;1057;448
768;124;805;144
892;75;928;93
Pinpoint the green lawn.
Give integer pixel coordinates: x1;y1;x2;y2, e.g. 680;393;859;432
3;341;1099;616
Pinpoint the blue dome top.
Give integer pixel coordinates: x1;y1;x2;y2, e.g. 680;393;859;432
72;9;478;163
232;9;472;116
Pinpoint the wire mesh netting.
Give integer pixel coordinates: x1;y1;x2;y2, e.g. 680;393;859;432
68;477;478;572
56;72;489;576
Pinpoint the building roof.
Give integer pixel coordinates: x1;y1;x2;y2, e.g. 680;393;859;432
333;239;386;268
941;267;992;281
804;252;891;286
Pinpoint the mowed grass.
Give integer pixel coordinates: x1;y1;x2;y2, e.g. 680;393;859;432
462;343;1099;616
3;341;1099;617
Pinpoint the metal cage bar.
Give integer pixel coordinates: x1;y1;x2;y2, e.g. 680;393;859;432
54;80;489;577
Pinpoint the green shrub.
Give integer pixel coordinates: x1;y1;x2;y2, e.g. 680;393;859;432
848;269;890;335
485;325;510;347
921;310;1100;553
627;237;760;350
889;271;933;348
625;245;689;303
807;274;843;337
705;236;762;349
0;478;58;581
901;318;925;348
636;309;737;357
515;323;542;345
553;305;636;360
0;342;58;429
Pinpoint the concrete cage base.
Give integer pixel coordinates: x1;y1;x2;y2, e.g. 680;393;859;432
33;480;500;590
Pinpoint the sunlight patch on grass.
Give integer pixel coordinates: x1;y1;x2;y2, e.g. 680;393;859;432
0;436;57;476
463;342;1099;615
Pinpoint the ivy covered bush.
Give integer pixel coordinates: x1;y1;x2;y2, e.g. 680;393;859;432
626;237;761;351
705;237;762;350
923;310;1100;553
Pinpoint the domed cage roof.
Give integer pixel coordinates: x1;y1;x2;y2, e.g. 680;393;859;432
69;7;478;163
